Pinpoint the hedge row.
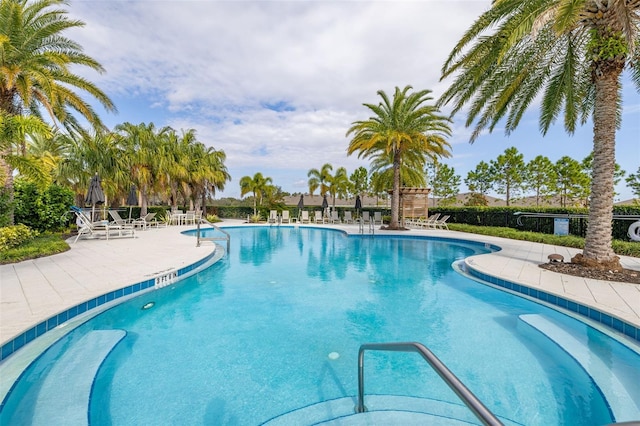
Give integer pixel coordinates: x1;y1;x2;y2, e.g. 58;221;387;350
429;206;640;241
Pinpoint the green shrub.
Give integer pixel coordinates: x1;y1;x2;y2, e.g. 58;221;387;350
0;233;69;264
14;179;74;232
206;214;221;223
448;224;640;258
0;189;10;227
0;224;38;251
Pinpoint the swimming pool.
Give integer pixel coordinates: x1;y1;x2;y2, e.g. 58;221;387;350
1;226;639;425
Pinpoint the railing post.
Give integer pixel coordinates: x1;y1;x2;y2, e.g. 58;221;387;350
356;347;366;413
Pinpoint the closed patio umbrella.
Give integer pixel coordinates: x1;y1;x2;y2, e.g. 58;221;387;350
297;194;304;219
322;194;329;216
126;185;138;220
85;174;105;221
355;195;362;211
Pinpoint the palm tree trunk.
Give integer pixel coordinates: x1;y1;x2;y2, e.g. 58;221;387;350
390;151;401;229
572;66;622;270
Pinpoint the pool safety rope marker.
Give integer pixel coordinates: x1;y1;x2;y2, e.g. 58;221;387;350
628;221;640;242
155;269;178;288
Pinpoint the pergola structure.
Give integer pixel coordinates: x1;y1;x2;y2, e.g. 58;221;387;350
395;187;431;224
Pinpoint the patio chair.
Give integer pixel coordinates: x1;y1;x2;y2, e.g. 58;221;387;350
108;210;133;226
330;210;341;224
343;211;354;224
185;210;196;225
433;215;450;230
300;211;310;224
72;207;134;243
314;210;326;224
362;211;371;225
373;211;383;226
133;212;159;230
268;210;278;224
419;213;440;229
281;210;295;223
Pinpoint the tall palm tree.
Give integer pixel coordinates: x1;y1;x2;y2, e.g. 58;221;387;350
115;122;169;217
239;172;273;216
327;166;350;207
438;0;639;269
307;163;333;196
347;86;452;229
0;0;115;223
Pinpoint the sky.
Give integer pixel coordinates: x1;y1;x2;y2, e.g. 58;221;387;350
66;0;640;201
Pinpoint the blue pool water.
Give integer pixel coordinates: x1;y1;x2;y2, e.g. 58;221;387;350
2;227;639;425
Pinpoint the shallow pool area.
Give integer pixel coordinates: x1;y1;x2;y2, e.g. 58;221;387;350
1;227;639;425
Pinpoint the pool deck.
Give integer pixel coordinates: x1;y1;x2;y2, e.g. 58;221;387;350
1;220;639;347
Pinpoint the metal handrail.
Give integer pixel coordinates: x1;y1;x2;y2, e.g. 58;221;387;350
356;342;503;426
196;218;230;252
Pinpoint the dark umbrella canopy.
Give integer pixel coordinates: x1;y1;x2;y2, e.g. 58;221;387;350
85;174;105;221
355;195;362;210
126;185;138;219
126;185;138;206
322;195;328;209
297;194;304;209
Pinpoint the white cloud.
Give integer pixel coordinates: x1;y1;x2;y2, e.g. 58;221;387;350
65;0;638;200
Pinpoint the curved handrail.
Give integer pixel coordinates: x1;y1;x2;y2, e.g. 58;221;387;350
356;342;503;426
196;218;230;252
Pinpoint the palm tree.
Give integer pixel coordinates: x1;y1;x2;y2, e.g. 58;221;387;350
347;86;452;229
307;163;333;196
115;122;170;217
239;172;273;216
0;0;115;223
327;167;350;207
438;0;639;270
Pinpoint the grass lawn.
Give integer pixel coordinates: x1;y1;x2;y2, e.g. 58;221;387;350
0;234;70;265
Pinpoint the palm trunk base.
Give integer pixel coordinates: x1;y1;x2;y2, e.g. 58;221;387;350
571;253;622;271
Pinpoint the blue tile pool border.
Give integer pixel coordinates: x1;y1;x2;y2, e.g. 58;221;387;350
466;265;640;344
0;249;218;362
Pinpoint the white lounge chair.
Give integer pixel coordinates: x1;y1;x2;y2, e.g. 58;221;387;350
373;211;383;225
73;207;135;243
281;210;295;223
330;210;341;224
268;210;278;224
133;212;159;229
108;210;133;226
343;211;354;224
433;215;450;230
314;210;326;224
362;211;371;224
420;213;441;229
300;211;310;224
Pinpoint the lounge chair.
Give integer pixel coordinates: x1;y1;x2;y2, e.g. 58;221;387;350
108;210;133;226
300;211;310;224
314;210;326;224
268;210;278;224
133;212;159;229
362;211;371;224
343;211;354;224
373;211;383;225
330;210;341;224
72;207;135;243
420;213;440;229
281;210;295;223
433;215;450;230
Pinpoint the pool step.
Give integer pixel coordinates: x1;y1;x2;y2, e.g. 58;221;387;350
31;330;126;426
262;395;517;425
519;314;640;421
